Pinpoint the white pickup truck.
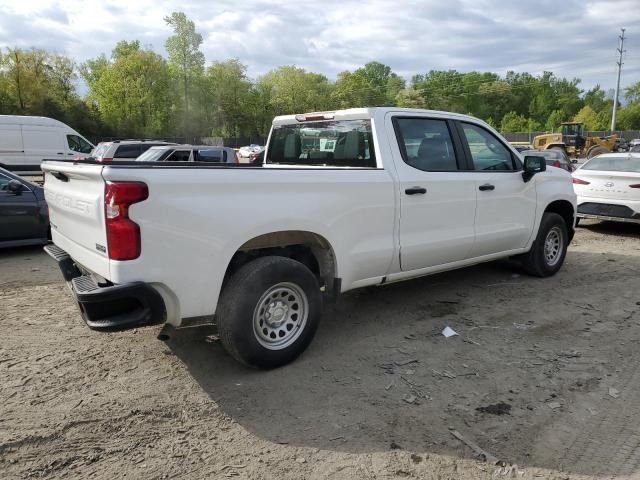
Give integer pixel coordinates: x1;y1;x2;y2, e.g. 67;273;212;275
42;108;576;368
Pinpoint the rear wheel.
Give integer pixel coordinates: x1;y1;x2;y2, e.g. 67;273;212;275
216;256;322;369
520;212;568;277
587;145;608;158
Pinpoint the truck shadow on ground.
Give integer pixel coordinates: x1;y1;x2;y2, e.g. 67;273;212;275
166;245;640;477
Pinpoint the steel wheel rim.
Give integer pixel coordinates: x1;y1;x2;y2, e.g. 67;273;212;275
253;282;308;350
544;226;563;266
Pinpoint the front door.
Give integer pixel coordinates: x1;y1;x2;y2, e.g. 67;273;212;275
389;115;477;271
456;122;537;257
0;173;40;242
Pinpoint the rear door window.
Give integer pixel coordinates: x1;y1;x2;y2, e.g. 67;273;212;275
267;119;376;167
394;118;460;171
195;149;226;162
114;144;142;158
165;150;192;162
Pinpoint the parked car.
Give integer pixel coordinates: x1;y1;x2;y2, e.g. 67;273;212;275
522;149;574;172
136;145;238;163
0;115;94;172
89;140;177;162
629;139;640;153
0;167;49;247
510;142;533;153
572;152;640;225
615;138;629;152
42;107;576;368
238;144;264;158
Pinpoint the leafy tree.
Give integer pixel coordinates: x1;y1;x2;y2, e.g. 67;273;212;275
81;42;171;137
395;88;427;109
573;106;600;130
617;102;640;130
164;12;205;137
203;59;253;137
258;66;333;116
545;109;566;131
500;111;528;133
624;81;640;104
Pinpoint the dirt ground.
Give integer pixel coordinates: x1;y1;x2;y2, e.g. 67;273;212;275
2;220;640;480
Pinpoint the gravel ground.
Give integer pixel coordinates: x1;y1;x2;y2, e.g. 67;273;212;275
1;220;640;480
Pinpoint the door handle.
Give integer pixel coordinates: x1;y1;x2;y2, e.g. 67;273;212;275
479;184;495;191
56;152;64;155
405;186;427;195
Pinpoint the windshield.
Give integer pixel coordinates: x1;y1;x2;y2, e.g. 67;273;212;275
136;148;172;162
580;156;640;173
91;143;110;158
266;119;376;167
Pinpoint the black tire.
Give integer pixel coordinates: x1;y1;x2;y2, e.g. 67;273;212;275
216;256;322;369
520;212;568;277
575;217;580;227
587;145;608;158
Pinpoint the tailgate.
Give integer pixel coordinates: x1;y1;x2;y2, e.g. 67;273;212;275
42;161;110;279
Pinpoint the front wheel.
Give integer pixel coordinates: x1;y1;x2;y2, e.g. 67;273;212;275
216;256;322;368
520;212;568;277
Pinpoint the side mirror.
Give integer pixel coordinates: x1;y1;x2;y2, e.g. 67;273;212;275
522;155;546;182
7;179;24;194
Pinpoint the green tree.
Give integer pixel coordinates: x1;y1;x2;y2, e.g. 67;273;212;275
164;12;205;137
81;42;171;137
395;88;427;109
573;106;600;130
617;102;640;129
624;81;640;103
500;111;529;132
258;66;333;116
203;59;253;137
546;109;567;132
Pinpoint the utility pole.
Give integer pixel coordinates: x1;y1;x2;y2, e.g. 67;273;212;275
611;28;626;132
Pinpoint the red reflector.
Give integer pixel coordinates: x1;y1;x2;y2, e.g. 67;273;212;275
97;157;113;163
104;181;148;260
630;184;640;188
572;178;590;185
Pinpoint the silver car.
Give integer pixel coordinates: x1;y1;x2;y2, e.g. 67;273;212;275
136;145;238;164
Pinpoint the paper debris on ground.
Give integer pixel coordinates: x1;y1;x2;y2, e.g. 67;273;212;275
442;326;458;338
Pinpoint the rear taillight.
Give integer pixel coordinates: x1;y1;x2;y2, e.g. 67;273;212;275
572;178;590;185
97;157;113;163
553;160;561;168
630;184;640;189
104;181;148;260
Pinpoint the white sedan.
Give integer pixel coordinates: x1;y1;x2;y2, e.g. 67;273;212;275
572;153;640;224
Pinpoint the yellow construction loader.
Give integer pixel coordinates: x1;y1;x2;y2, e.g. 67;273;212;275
532;122;617;159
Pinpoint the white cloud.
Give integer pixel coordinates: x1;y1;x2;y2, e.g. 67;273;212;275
0;0;637;91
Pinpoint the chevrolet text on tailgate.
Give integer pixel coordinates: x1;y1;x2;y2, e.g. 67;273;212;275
42;108;577;368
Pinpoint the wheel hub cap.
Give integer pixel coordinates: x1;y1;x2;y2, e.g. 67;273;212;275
253;282;309;350
544;226;563;266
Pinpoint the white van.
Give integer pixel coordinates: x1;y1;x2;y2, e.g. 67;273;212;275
0;115;94;172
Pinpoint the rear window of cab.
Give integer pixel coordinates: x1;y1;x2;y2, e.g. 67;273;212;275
267;120;376;168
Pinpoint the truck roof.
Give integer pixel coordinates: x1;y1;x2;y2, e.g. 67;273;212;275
0;115;70;128
272;107;489;126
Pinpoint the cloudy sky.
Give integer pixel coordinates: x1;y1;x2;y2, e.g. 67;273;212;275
1;0;638;93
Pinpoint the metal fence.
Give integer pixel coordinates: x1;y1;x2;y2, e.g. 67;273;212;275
503;131;640;142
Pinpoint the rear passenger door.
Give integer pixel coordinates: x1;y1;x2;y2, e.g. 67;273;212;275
456;122;537;257
390;115;477;271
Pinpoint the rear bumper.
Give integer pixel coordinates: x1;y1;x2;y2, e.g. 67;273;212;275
44;244;165;330
576;197;640;224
